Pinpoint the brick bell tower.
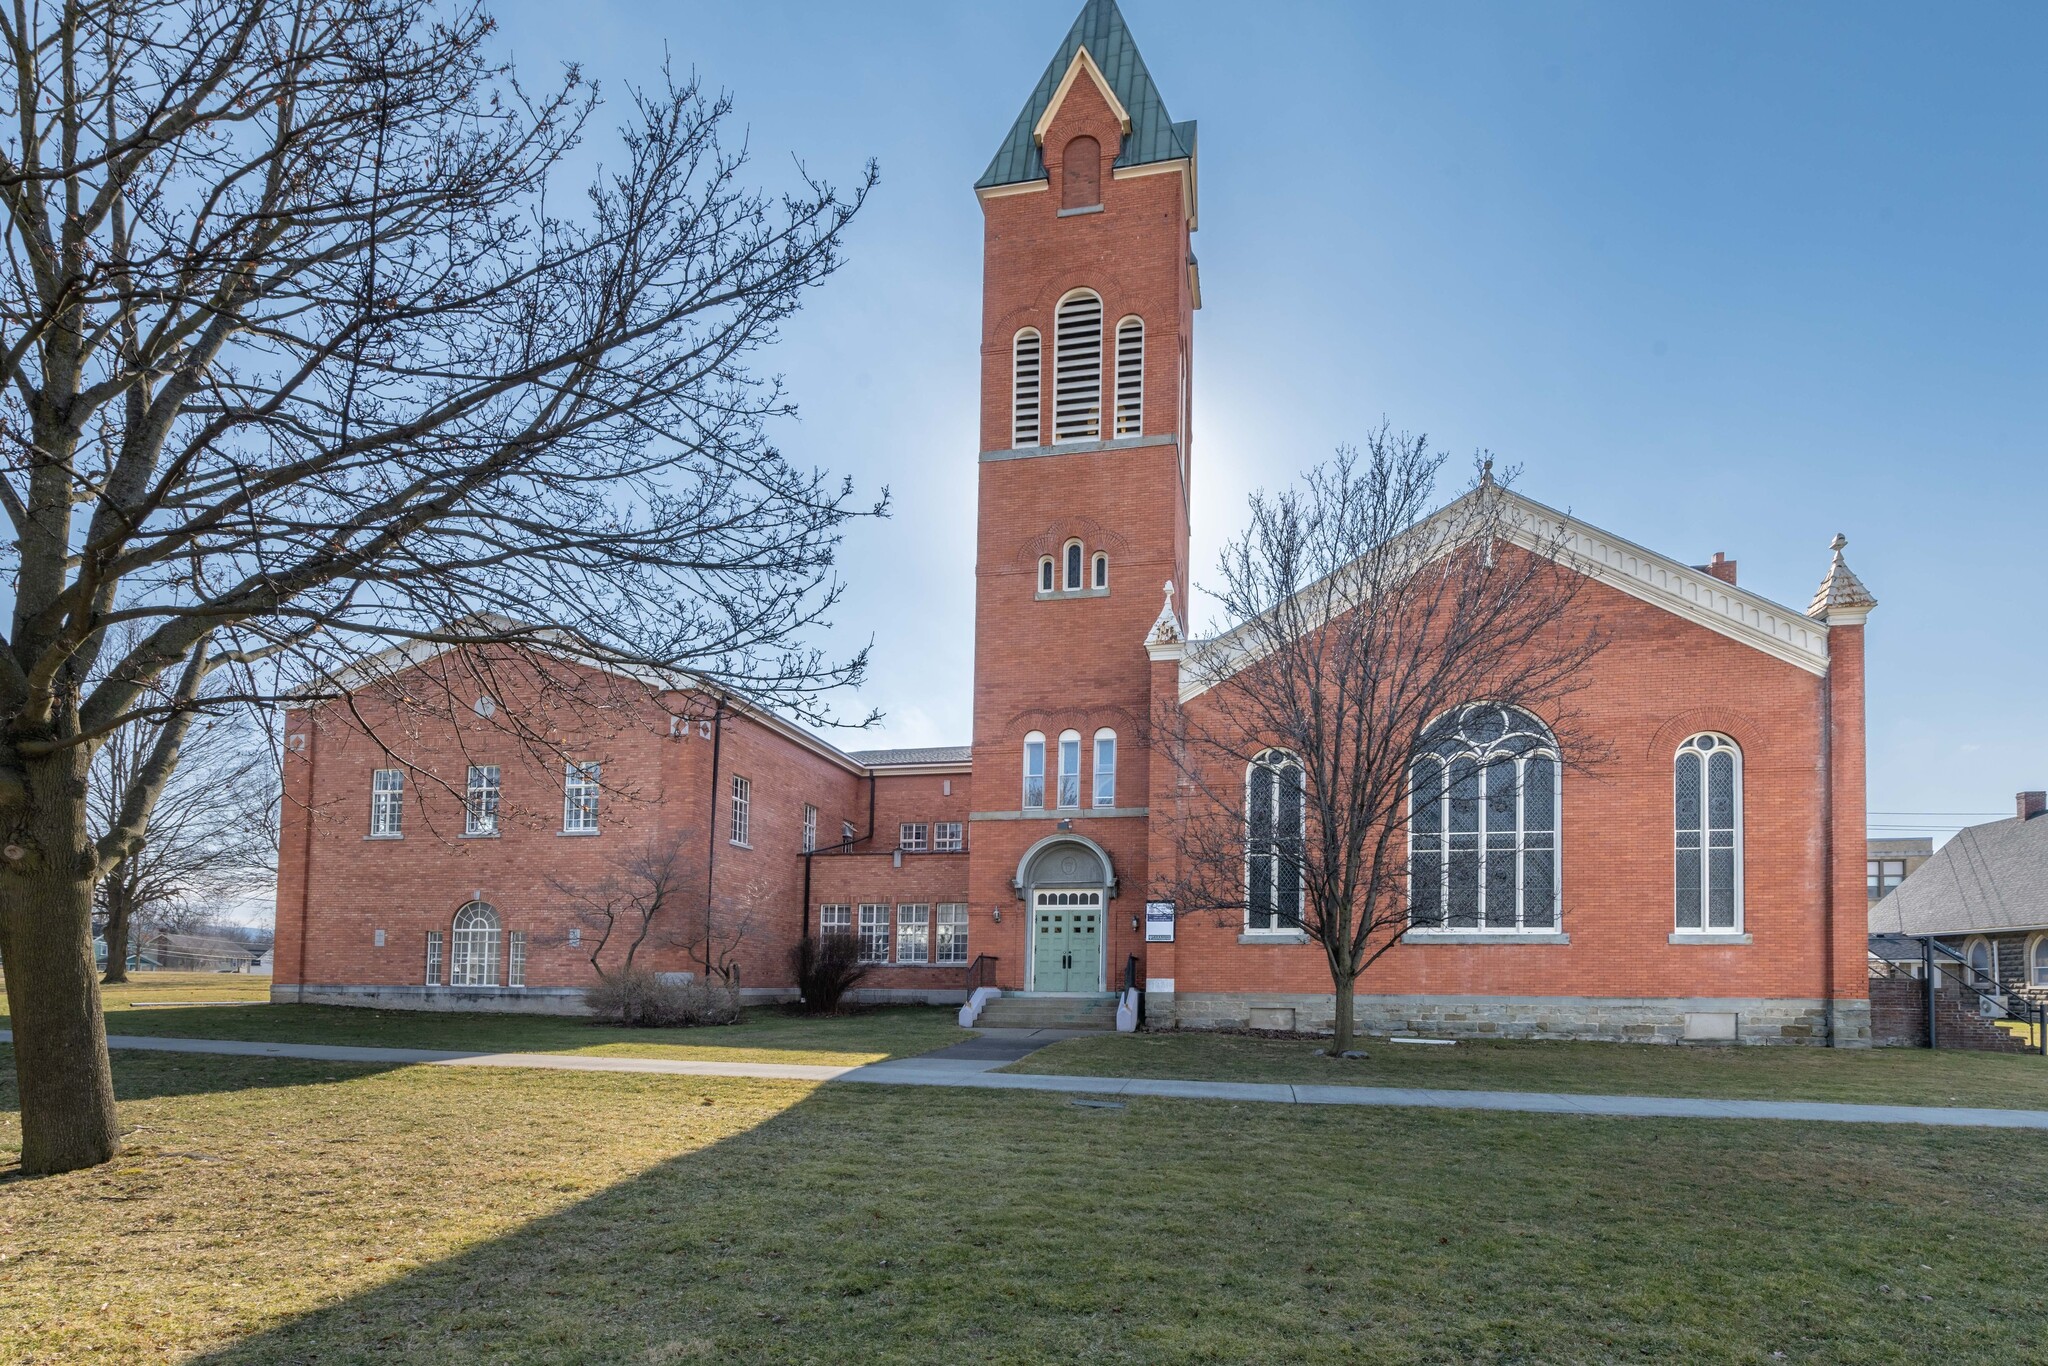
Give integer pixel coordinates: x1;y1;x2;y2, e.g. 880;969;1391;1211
967;0;1198;996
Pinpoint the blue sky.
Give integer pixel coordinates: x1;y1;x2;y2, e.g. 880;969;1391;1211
490;0;2045;843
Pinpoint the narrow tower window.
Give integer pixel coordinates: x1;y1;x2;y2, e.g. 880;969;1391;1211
1057;730;1082;809
1039;557;1055;593
1092;552;1108;589
1054;290;1103;442
1023;732;1047;809
1012;328;1042;447
1061;135;1101;210
1115;316;1144;437
1065;540;1084;590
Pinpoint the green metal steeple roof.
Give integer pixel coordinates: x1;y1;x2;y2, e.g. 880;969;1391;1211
977;0;1195;190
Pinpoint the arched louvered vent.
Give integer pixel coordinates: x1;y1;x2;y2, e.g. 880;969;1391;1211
1114;316;1144;437
1054;290;1103;442
1012;329;1042;447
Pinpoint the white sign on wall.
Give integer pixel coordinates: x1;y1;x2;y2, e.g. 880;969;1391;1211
1144;900;1176;943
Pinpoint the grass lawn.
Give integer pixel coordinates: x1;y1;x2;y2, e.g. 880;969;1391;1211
5;1049;2048;1363
1005;1031;2048;1111
0;976;970;1068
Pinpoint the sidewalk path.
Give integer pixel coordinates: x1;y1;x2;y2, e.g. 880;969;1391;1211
10;1029;2048;1130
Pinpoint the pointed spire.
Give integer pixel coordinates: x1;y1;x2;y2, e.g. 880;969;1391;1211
1146;579;1185;656
1807;532;1877;624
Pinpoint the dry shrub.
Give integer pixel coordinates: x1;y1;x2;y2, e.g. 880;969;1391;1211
791;934;869;1014
584;968;742;1028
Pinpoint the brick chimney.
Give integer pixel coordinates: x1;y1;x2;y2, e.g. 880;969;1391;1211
1700;552;1737;586
2020;791;2047;821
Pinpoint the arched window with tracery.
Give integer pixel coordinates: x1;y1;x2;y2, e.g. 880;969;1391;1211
1054;289;1103;442
1114;316;1144;436
1065;540;1084;590
1246;749;1305;933
450;902;502;987
1675;733;1743;933
1012;328;1042;447
1408;705;1559;933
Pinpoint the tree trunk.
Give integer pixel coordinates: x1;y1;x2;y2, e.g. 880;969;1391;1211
1332;971;1357;1055
2;869;121;1174
101;885;132;985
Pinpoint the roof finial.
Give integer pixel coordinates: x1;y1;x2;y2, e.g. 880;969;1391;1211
1807;531;1876;624
1146;579;1185;651
1830;531;1847;554
1480;457;1495;488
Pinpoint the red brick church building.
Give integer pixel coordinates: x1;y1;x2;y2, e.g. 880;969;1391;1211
274;0;1879;1045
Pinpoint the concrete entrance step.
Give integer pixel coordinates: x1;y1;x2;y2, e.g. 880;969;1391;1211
977;994;1119;1030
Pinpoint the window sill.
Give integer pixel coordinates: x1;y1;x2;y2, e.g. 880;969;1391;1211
364;834;403;841
729;840;752;850
1056;203;1104;217
1035;586;1110;601
1670;932;1751;945
460;831;500;839
973;807;1149;821
557;829;601;838
1402;931;1571;945
1240;931;1311;945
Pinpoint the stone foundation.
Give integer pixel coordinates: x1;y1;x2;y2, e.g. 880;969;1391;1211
274;981;967;1015
1153;991;1873;1046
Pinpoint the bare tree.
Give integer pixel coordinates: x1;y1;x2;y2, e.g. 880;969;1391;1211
89;706;276;983
1159;431;1607;1054
555;833;698;983
0;0;879;1172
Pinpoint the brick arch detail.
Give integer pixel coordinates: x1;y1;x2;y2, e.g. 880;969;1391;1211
987;266;1140;350
1646;710;1768;763
1014;517;1132;569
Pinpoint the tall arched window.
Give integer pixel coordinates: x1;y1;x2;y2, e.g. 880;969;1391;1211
1065;540;1084;590
1022;732;1046;809
1675;733;1743;933
1114;316;1144;436
1012;328;1042;447
1038;557;1055;593
1092;729;1117;808
1247;750;1305;933
1054;289;1103;442
1057;730;1082;809
1408;704;1559;933
450;902;502;987
1061;134;1101;210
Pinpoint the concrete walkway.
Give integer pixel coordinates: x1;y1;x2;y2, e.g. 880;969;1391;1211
10;1029;2047;1130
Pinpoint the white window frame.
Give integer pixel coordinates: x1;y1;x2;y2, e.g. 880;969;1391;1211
803;804;818;853
2030;934;2048;989
819;904;852;938
899;822;929;853
425;930;443;987
1092;552;1108;590
857;904;890;964
1038;557;1055;594
1114;315;1144;437
1053;288;1103;443
1092;729;1117;808
370;768;405;837
933;821;964;853
1673;733;1743;934
729;774;750;847
507;931;527;988
449;902;501;987
1964;936;1995;989
1023;731;1046;809
563;761;601;834
936;903;969;964
1057;730;1082;809
1012;327;1043;447
1405;705;1562;935
896;904;930;965
465;765;500;836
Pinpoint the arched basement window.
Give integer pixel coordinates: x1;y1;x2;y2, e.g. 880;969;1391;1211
450;902;502;987
1408;704;1559;933
1114;316;1144;436
1061;134;1101;210
1674;733;1743;933
1012;328;1042;447
1054;289;1103;442
1246;750;1305;933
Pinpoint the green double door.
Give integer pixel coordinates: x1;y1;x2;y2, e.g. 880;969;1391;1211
1032;890;1103;993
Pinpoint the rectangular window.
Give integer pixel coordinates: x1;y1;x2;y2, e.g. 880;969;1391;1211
507;931;527;988
803;805;818;853
465;765;500;836
899;822;928;852
425;931;443;986
1092;734;1116;808
1867;859;1906;899
933;821;964;853
935;903;969;964
897;904;930;965
730;774;750;846
1058;734;1081;809
857;904;890;963
563;762;601;833
370;768;405;837
819;904;852;937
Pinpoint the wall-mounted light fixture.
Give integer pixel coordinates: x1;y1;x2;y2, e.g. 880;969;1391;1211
991;905;1002;923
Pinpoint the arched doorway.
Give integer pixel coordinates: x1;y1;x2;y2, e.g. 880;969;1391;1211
1016;836;1114;994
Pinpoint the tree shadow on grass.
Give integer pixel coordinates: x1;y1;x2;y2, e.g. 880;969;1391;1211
1;1045;407;1120
181;1083;2048;1366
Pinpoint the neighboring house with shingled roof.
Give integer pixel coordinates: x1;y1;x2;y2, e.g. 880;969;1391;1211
1871;791;2048;1001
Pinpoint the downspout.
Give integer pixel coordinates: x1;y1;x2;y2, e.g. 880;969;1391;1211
797;769;877;961
703;695;729;980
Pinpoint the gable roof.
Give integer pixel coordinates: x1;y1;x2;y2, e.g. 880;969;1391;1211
1179;484;1835;702
978;0;1196;190
1870;815;2048;938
